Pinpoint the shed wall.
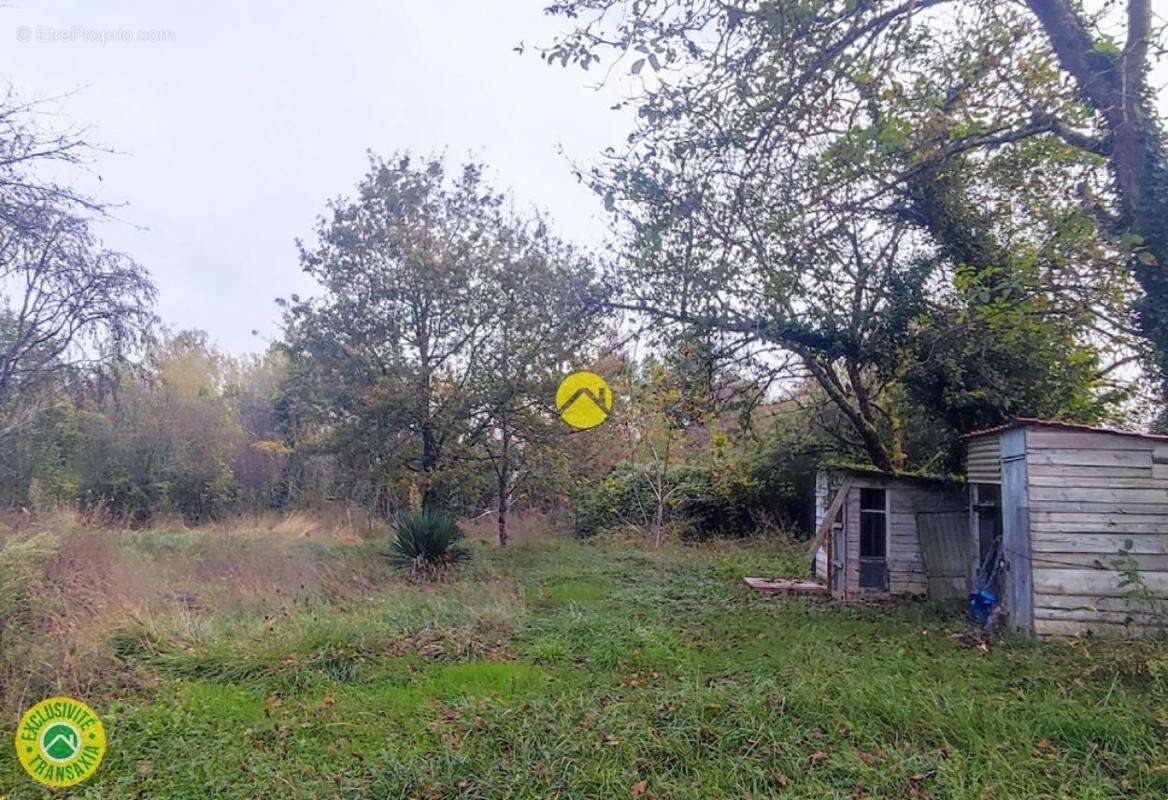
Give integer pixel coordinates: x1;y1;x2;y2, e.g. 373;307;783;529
1024;428;1168;636
966;435;1002;484
836;474;964;599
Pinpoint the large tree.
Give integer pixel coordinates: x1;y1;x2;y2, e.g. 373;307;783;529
0;89;155;439
544;0;1156;466
283;154;598;520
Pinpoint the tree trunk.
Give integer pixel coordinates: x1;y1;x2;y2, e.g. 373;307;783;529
653;491;665;549
420;418;439;513
1026;0;1168;397
653;427;673;548
497;471;509;547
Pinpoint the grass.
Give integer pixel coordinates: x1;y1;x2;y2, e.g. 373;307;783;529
2;520;1168;798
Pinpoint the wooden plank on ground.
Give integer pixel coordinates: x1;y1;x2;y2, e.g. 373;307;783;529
743;577;828;598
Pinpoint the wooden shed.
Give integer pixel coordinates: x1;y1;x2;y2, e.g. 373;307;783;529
963;419;1168;637
813;467;966;600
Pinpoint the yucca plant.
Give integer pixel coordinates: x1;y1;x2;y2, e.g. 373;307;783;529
386;511;470;575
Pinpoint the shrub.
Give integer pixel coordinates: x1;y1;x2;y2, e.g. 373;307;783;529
571;439;819;540
386;512;470;575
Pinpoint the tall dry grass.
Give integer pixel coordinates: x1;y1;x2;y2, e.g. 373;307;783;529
0;508;394;712
460;509;569;547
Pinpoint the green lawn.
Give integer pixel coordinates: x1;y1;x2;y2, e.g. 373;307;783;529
3;534;1167;799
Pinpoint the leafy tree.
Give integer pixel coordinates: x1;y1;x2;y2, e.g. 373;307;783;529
283;154;599;524
546;0;1166;388
71;331;244;521
465;218;598;545
544;0;1151;468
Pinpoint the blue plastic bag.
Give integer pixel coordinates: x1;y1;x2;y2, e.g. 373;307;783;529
969;588;998;625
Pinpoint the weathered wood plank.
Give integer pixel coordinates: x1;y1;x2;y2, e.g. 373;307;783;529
1029;552;1168;571
1030;486;1168;504
1034;594;1166;615
1027;463;1153;480
744;577;829;597
1027;451;1152;468
1029;475;1168;489
1030;501;1168;514
1026;430;1155;451
1031;525;1168;537
1034;618;1155;637
1033;606;1160;625
1033;567;1168;597
1032;510;1168;525
1031;532;1168;554
1001;429;1033;634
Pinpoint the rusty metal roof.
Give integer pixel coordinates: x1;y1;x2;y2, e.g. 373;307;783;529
961;417;1168;443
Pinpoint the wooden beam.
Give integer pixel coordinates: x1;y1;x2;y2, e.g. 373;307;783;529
811;477;852;589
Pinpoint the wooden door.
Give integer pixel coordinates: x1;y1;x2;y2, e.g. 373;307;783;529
858;488;888;590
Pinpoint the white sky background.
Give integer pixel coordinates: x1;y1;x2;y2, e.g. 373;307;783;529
4;0;634;355
3;2;1167;357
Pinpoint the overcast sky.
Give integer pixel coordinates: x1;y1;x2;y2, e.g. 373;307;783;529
5;0;632;354
5;3;1167;356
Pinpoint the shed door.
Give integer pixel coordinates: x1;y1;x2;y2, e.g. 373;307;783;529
858;488;888;590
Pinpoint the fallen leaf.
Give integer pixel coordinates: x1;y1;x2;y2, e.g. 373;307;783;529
632;779;648;796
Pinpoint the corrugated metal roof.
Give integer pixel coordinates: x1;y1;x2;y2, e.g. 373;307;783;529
961;417;1168;443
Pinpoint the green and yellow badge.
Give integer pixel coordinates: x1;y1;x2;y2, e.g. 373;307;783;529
15;696;105;788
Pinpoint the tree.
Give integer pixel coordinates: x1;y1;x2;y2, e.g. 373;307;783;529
283;153;598;522
1023;0;1168;397
0;86;112;228
70;331;244;521
544;0;1152;467
629;359;695;547
466;218;597;545
0;89;155;440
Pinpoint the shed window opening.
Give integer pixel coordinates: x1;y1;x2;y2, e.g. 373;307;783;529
972;483;1003;592
859;488;887;558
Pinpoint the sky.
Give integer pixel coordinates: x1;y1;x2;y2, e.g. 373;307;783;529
5;2;1167;356
5;0;633;354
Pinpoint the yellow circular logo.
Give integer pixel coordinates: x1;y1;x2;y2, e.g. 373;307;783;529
556;370;613;430
15;696;106;788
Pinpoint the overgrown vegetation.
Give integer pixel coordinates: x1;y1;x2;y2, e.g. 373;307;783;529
572;425;820;540
2;515;1167;798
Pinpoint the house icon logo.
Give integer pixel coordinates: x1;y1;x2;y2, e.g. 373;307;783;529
556;370;613;430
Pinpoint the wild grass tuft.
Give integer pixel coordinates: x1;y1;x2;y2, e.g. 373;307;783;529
386;511;471;575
